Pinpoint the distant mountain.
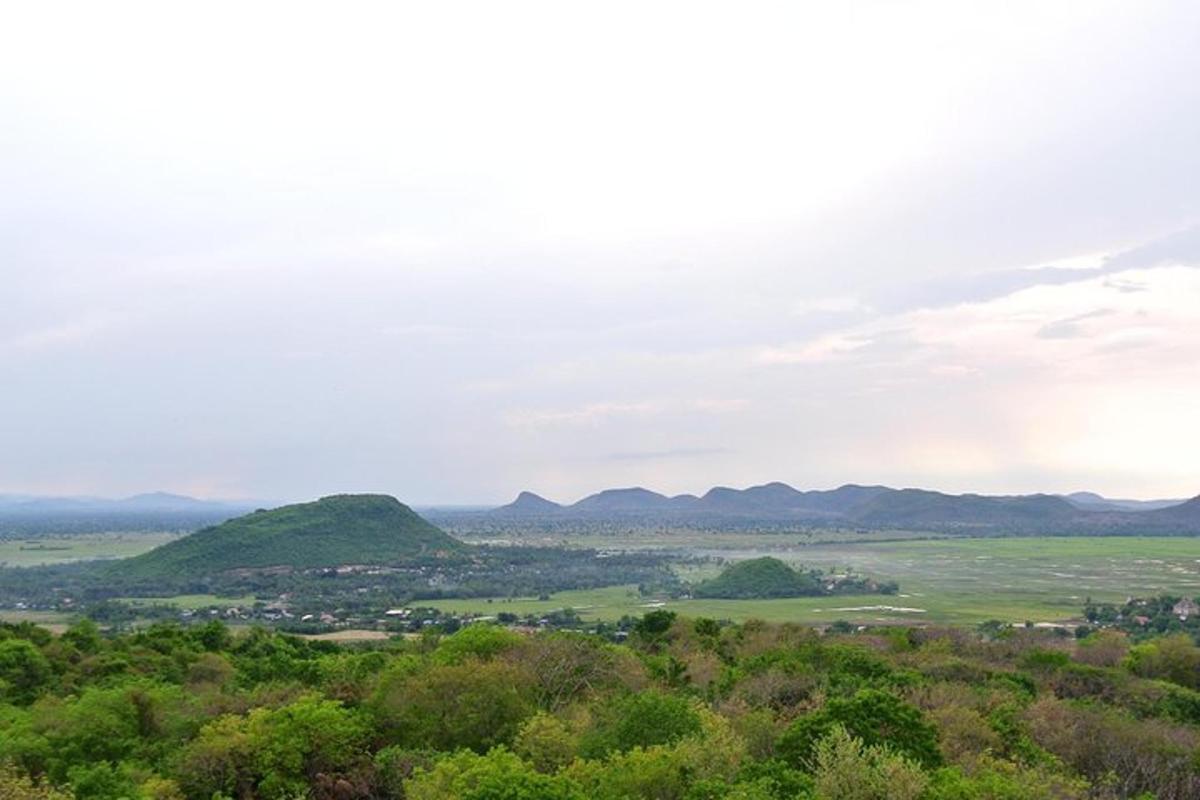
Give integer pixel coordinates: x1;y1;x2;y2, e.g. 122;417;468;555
489;482;1200;535
496;491;563;514
0;492;251;515
849;490;1079;528
111;494;464;579
571;487;680;513
0;492;257;536
1143;495;1200;524
1062;492;1186;512
120;492;237;511
696;482;805;513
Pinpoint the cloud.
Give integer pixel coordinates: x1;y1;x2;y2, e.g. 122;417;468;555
2;316;115;354
503;402;660;429
4;4;1200;501
503;397;747;429
1035;308;1115;339
1104;224;1200;271
791;295;872;316
603;447;733;462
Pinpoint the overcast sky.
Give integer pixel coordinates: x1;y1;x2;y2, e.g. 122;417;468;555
3;1;1200;504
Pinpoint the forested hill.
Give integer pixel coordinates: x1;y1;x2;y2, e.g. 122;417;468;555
490;482;1200;534
693;557;822;598
110;494;465;578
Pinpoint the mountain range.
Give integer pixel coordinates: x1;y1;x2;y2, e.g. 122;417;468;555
493;483;1200;534
0;492;257;535
0;492;251;513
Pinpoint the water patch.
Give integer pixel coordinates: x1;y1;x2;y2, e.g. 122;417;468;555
834;605;927;613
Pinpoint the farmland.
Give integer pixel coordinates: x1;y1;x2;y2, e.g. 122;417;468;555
426;536;1200;626
0;531;180;567
1;526;1197;628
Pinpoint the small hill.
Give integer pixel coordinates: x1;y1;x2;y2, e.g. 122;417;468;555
111;494;463;578
497;491;562;514
693;557;822;599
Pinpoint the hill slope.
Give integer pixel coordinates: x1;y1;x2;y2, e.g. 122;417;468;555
112;494;464;578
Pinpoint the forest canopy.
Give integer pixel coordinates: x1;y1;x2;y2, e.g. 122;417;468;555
3;611;1200;800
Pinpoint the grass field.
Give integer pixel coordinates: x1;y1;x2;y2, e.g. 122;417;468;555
0;532;179;567
114;594;258;610
298;629;393;642
425;537;1200;626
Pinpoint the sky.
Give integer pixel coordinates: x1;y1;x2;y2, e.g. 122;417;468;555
3;1;1200;504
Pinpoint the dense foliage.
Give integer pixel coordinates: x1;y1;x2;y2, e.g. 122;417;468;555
4;613;1200;800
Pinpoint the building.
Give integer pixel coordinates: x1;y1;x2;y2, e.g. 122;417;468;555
1172;598;1199;620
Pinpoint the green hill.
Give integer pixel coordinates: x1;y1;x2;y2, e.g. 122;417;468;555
693;557;822;599
110;494;465;578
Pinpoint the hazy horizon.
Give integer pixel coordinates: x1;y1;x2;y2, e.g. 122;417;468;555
0;480;1190;510
5;2;1200;504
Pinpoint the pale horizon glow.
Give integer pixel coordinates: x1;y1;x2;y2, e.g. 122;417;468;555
3;1;1199;504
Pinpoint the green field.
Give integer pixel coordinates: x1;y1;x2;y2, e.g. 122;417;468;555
425;537;1200;626
0;532;181;567
114;594;258;610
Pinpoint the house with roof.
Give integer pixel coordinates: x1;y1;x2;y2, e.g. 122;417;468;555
1172;598;1199;620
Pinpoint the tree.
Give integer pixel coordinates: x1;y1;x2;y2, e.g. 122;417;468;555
514;713;579;773
249;695;371;799
508;633;637;710
778;689;941;769
810;726;927;800
405;748;584;800
0;640;51;705
1127;634;1200;689
579;690;703;758
67;762;139;800
0;767;70;800
634;610;677;638
372;660;534;753
434;625;522;665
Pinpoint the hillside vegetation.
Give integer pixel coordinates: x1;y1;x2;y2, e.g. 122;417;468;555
110;495;464;579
